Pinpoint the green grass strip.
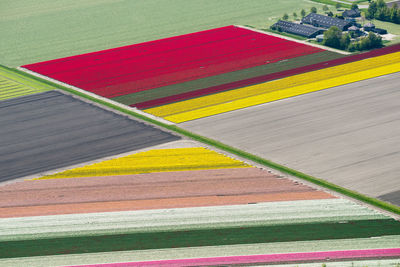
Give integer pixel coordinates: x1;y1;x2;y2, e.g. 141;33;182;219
8;65;400;216
1;219;399;258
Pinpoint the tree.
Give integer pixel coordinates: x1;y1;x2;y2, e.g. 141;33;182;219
327;11;334;17
368;1;378;17
323;26;342;49
283;13;289;20
293;12;298;19
340;33;351;49
377;0;386;9
367;32;383;48
323;5;329;11
351;3;359;10
336;2;342;10
311;6;317;13
301;9;306;18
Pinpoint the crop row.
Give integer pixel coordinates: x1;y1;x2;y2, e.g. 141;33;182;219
133;44;400;109
0;66;51;101
146;52;400;121
2;218;399;258
36;147;250;179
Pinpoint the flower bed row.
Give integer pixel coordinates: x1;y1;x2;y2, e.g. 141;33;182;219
36;147;250;179
134;43;400;109
145;51;400;121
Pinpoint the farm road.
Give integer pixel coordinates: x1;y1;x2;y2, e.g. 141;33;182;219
182;72;400;205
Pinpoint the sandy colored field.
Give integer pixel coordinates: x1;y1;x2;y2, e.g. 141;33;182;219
182;72;400;205
0;168;333;218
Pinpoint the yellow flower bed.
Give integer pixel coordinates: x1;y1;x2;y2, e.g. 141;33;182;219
145;52;400;120
165;62;400;123
35;147;251;179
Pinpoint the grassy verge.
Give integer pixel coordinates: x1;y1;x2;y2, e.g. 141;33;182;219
8;65;400;216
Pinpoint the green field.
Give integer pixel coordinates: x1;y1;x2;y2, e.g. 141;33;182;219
2;218;399;258
0;65;53;101
1;0;326;67
372;19;400;45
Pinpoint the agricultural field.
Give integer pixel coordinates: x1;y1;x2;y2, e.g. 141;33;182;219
1;143;400;266
0;91;179;182
147;48;400;122
0;0;327;67
182;72;400;206
22;26;328;106
1;0;399;265
0;65;53;101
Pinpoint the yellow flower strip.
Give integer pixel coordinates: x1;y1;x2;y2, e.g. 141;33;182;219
164;62;400;123
35;147;251;179
145;52;400;118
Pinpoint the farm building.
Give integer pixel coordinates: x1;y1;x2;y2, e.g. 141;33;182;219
372;28;388;34
342;9;361;18
348;25;360;32
271;20;323;38
363;22;375;31
302;13;352;31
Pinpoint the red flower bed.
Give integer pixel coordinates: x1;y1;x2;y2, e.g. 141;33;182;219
23;26;323;98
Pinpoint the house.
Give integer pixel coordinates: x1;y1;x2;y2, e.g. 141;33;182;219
271;20;324;38
371;28;388;34
363;22;375;31
302;13;352;31
342;9;361;18
348;25;360;32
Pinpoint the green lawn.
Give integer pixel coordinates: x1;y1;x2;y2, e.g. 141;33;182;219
1;0;327;67
371;19;400;45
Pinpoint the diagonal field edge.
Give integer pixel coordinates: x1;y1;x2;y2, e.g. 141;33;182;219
10;65;400;216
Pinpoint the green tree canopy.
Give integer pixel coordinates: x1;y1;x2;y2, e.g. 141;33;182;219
351;3;359;10
311;6;317;13
301;9;306;17
283;13;289;20
323;26;342;49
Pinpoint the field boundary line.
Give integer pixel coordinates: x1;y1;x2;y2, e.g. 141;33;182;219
236;25;351;55
9;66;400;217
17;67;175;126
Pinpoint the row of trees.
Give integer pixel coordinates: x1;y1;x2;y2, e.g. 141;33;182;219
366;0;400;24
323;26;383;51
282;8;313;21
